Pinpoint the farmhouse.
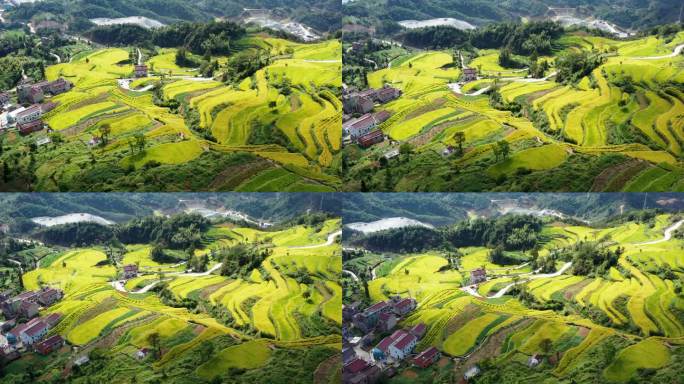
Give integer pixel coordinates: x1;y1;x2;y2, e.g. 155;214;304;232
1;290;39;319
470;268;487;284
43;78;73;95
17;83;44;104
44;313;63;327
352;300;392;332
377;312;397;332
387;330;417;360
343;358;381;384
344;111;391;143
136;348;150;359
123;264;139;279
374;329;417;361
37;288;63;307
19;319;49;345
463;68;478;82
0;92;10;106
343;85;402;115
18;300;39;319
135;65;148;78
15;105;42;125
375;85;402;103
413;346;441;368
18;120;45;135
390;296;416;316
409;323;426;339
358;130;384;148
35;335;64;355
343;93;374;115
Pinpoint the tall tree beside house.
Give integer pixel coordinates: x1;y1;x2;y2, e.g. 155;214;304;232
147;332;161;359
454;132;466;154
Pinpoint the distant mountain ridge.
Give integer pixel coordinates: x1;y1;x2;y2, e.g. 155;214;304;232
7;0;342;33
344;0;683;30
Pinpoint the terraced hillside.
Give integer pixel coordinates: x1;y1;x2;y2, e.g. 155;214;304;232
6;219;342;382
344;214;684;383
343;31;684;192
3;37;341;191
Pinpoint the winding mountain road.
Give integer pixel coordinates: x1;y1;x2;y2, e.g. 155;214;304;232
636;219;684;245
343;269;359;282
288;230;341;249
461;261;574;299
634;44;684;60
110;230;340;294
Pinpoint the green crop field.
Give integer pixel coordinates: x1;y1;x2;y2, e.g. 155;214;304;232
344;29;684;192
3;35;341;192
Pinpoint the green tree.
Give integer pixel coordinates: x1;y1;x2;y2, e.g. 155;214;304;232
454;131;466;154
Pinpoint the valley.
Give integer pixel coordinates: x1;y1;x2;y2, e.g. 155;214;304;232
343;21;684;191
0;30;342;191
0;194;342;383
342;193;684;384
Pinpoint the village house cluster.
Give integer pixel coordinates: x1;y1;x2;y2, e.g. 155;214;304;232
0;287;65;364
343;296;443;384
0;77;73;136
342;292;490;384
342;84;401;148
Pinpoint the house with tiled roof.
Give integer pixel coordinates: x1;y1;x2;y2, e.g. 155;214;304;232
44;312;63;327
409;323;426;339
352;300;392;332
35;334;64;355
123;264;139;279
470;267;487;284
18;300;39;319
343;358;381;384
37;287;63;307
20;319;49;345
392;297;416;316
413;346;441;368
377;312;397;332
388;331;417;360
0;92;10;106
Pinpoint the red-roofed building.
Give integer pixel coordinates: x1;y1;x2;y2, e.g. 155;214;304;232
375;85;402;103
366;301;389;315
389;331;417;360
413;346;441;368
393;297;416;316
35;334;64;355
20;319;49;345
38;287;63;307
410;323;426;339
15;105;42;125
463;68;478;82
358;129;384;148
377;312;397;332
44;312;62;327
0;92;10;106
344;358;369;375
18;119;44;135
135;65;148;78
18;300;39;318
470;268;487;284
123;264;139;279
343;358;381;384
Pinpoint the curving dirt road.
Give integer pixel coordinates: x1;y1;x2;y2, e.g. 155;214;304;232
636;219;684;245
461;261;573;299
288;230;341;249
633;44;684;60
